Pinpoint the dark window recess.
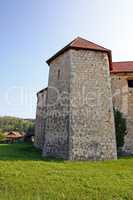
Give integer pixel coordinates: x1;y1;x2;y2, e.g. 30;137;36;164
57;69;60;80
128;80;133;88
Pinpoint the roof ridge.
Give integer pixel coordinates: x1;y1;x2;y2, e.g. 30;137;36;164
46;37;112;66
71;37;110;51
113;61;133;63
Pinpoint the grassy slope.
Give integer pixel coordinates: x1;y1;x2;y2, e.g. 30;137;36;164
0;143;133;200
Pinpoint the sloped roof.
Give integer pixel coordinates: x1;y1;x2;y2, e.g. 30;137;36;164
112;61;133;73
4;131;24;138
46;37;112;69
67;37;110;51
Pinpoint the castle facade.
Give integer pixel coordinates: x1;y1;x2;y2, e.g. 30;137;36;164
35;37;133;160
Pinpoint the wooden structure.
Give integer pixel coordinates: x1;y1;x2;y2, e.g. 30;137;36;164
4;131;24;143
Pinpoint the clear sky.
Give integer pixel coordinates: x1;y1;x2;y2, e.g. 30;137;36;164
0;0;133;118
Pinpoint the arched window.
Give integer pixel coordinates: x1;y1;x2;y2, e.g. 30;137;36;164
57;69;60;80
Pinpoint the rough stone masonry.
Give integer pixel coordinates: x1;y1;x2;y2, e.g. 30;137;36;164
35;37;119;160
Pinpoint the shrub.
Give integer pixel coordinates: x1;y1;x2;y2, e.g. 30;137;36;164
0;132;5;142
113;107;127;152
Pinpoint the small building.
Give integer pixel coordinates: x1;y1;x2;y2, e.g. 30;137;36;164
4;131;24;143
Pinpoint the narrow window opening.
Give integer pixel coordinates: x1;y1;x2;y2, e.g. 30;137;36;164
57;69;60;80
128;80;133;88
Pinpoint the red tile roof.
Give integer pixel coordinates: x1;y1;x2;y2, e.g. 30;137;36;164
68;37;110;51
4;131;24;139
46;37;112;69
112;62;133;73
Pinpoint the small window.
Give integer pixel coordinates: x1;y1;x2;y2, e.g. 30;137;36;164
57;69;60;80
128;80;133;88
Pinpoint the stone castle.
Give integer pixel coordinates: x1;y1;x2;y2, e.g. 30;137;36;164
35;37;133;160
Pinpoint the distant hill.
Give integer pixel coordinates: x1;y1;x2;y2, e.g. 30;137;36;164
0;116;35;135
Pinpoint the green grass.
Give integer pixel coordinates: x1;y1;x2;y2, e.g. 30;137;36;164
0;143;133;200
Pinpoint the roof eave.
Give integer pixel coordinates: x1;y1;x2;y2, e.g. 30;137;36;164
46;46;112;70
111;71;133;74
37;87;48;96
46;46;70;65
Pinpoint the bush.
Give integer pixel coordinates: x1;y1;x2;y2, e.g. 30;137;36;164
0;132;5;142
113;108;127;152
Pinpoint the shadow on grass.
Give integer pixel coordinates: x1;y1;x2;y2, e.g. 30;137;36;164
1;143;133;162
0;143;64;163
118;155;133;160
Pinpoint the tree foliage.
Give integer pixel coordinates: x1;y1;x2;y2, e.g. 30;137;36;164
0;131;5;141
0;116;35;135
113;108;127;151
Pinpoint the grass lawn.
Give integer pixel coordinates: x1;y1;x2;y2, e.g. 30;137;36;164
0;143;133;200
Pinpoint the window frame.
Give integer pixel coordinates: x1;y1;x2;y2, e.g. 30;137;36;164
128;80;133;88
57;69;61;80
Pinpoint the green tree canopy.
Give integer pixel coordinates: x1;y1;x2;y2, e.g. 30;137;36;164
0;116;35;135
0;132;5;141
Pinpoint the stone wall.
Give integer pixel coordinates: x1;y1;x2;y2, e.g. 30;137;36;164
111;73;133;153
34;89;47;149
42;48;117;160
35;41;133;158
111;74;128;115
69;49;117;160
43;51;71;159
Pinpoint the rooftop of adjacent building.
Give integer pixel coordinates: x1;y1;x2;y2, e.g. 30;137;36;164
4;131;25;139
112;61;133;73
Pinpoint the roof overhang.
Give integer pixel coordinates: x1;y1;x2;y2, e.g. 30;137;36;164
37;87;48;96
46;37;112;70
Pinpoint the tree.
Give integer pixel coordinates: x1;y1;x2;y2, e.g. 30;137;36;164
113;108;127;152
0;116;35;135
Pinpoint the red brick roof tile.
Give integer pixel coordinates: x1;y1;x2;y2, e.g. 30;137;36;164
112;62;133;73
46;37;112;69
69;37;110;51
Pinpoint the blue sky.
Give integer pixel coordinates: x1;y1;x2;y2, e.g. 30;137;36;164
0;0;133;118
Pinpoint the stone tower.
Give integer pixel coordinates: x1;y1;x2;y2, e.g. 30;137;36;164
34;88;47;149
42;37;117;160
